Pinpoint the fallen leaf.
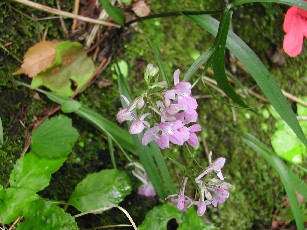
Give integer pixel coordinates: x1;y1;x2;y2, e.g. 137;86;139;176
30;41;95;96
132;0;150;17
14;41;58;78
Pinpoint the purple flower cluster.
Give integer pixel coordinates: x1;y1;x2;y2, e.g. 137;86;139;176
166;153;233;216
116;67;201;150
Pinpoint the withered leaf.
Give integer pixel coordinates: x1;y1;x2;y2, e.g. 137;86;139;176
14;41;58;78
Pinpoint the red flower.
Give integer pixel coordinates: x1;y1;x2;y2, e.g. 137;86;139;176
283;3;307;57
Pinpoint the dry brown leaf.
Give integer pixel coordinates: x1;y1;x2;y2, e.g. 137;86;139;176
14;41;58;78
132;0;151;17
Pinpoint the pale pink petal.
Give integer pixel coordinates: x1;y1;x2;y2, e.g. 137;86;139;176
187;132;198;147
142;126;159;145
189;124;201;132
174;69;180;85
138;184;156;197
197;201;207;216
170;130;185;145
157;134;170;149
164;90;176;100
129;120;145;134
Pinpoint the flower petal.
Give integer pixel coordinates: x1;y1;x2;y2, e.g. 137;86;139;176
283;30;304;57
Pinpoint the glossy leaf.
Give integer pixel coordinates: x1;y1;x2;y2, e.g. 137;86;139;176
139;203;182;230
31;115;79;158
9;153;66;192
185;14;307;146
139;204;216;230
68;169;132;212
231;0;307;10
17;198;78;230
0;188;39;224
242;132;304;230
178;207;218;230
99;0;125;25
61;100;81;113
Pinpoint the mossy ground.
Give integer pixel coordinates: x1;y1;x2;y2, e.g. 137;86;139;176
0;0;306;229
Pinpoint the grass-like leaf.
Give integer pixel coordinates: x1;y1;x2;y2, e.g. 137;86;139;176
185;14;307;146
99;0;125;25
242;132;305;230
231;0;307;10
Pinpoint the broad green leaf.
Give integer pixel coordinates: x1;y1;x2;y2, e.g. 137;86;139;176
185;14;307;146
68;169;132;212
178;207;218;230
17;198;78;230
0;188;39;224
212;9;248;108
31;115;79;158
184;47;214;81
242;132;304;230
99;0;125;25
231;0;307;10
139;204;216;230
147;38;170;87
9;153;66;192
0;117;3;145
139;203;182;230
39;91;136;155
31;41;95;96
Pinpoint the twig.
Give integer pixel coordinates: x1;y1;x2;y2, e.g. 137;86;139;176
8;216;23;230
200;131;209;159
297;116;307;121
282;90;307;107
56;0;68;36
71;0;80;32
14;0;120;27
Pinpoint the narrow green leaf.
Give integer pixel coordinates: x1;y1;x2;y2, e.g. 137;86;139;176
231;0;307;10
31;115;79;158
61;100;81;113
242;132;304;230
184;47;214;81
212;9;249;108
68;169;132;212
9;153;65;192
147;38;170;87
107;134;117;169
17;198;78;230
99;0;125;25
0;188;39;224
185;14;307;145
0;117;3;145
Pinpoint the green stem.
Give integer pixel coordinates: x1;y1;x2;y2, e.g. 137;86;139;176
125;9;224;26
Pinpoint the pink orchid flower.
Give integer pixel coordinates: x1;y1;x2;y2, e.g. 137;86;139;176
283;2;307;57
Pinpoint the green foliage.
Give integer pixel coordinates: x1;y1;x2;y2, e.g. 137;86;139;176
31;41;95;96
31;115;79;158
17;198;78;230
99;0;125;25
0;116;79;228
9;153;66;192
0;117;3;145
270;99;307;164
185;14;307;146
242;132;306;230
139;204;217;230
0;188;39;224
68;169;132;212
